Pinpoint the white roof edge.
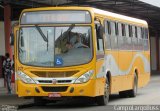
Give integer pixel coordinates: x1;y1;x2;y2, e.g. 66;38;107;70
93;8;148;25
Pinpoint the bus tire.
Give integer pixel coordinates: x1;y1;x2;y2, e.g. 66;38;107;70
119;91;128;98
128;74;138;97
119;74;138;98
34;97;47;106
96;78;109;106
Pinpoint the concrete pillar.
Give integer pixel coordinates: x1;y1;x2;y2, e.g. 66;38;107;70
4;4;12;59
156;32;160;71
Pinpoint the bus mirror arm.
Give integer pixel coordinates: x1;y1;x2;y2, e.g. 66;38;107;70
21;35;24;47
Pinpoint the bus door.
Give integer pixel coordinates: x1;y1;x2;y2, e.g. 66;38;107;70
94;19;106;80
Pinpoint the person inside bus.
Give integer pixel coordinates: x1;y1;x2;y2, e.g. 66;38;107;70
73;34;88;48
66;42;73;50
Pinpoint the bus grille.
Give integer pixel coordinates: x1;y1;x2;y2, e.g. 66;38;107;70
31;71;78;78
41;86;68;92
38;80;72;84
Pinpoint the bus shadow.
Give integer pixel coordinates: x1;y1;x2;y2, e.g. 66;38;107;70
18;98;97;110
109;94;121;102
109;93;144;103
19;94;143;110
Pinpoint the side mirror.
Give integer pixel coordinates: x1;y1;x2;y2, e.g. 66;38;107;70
10;33;14;46
10;22;19;46
20;29;24;47
21;36;24;47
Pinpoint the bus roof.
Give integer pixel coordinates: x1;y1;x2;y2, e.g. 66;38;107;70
93;8;148;26
21;6;147;26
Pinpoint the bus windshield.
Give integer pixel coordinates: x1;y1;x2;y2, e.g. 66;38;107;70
19;26;93;67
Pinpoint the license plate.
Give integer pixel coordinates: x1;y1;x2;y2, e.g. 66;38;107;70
48;93;61;98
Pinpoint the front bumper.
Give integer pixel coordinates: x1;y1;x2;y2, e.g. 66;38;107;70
16;78;105;97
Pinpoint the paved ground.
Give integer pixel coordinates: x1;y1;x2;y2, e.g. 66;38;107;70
0;74;160;111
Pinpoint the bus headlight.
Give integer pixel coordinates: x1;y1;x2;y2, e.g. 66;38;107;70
74;70;94;84
17;71;35;84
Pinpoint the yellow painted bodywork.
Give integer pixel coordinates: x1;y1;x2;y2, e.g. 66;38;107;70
108;50;150;94
14;7;150;98
17;78;105;97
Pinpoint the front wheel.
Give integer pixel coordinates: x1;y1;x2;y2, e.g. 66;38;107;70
96;78;109;106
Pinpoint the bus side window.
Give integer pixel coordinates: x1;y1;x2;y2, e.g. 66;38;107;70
141;27;145;50
135;26;138;38
111;21;115;35
110;21;118;49
107;21;111;35
128;25;133;37
125;24;129;37
115;22;119;36
141;27;144;39
144;28;149;51
121;23;126;50
126;25;132;50
137;27;141;39
137;27;143;50
121;23;126;37
132;26;138;50
118;23;122;49
95;20;104;51
105;20;111;49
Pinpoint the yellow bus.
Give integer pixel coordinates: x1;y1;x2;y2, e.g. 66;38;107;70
13;7;150;105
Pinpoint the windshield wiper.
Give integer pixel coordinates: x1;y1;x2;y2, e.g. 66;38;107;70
35;25;48;42
47;31;49;51
67;24;75;32
35;25;49;51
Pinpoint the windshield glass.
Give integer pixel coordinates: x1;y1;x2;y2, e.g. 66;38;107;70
19;26;93;67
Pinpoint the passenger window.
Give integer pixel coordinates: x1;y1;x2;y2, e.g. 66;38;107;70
115;22;119;36
105;21;111;49
111;22;116;35
118;23;122;36
144;28;149;50
135;26;138;38
128;25;133;37
141;28;144;38
121;24;126;36
137;27;142;38
145;28;149;39
95;20;104;51
107;21;111;35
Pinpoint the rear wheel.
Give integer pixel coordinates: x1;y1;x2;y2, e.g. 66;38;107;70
96;78;109;106
119;90;128;98
128;74;138;97
119;73;138;98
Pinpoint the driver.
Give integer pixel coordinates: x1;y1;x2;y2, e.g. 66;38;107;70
66;42;73;50
73;34;88;48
